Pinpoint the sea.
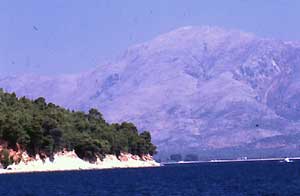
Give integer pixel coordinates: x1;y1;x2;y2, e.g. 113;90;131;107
1;160;300;196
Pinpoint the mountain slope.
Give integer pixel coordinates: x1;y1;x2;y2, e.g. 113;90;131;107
2;26;300;159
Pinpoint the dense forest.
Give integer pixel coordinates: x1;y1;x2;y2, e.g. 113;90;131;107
0;89;156;164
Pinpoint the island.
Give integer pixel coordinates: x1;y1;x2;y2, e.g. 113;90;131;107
0;89;159;173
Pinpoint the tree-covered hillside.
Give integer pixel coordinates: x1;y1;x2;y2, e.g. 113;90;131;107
0;89;156;163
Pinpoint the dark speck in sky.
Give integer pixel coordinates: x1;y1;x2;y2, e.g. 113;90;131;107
33;26;39;31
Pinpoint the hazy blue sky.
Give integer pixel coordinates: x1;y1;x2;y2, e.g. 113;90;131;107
1;0;299;75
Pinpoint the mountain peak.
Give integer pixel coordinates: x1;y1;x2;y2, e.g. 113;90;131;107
170;25;250;34
155;25;256;42
123;26;258;59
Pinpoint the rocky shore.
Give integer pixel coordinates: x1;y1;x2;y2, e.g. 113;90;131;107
0;150;160;174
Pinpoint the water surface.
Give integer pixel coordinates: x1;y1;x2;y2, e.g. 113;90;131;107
1;161;300;196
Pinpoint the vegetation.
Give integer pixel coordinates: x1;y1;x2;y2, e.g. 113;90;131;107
184;154;199;161
0;89;156;162
170;154;182;162
0;149;13;168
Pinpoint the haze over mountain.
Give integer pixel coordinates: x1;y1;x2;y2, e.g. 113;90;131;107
2;26;300;159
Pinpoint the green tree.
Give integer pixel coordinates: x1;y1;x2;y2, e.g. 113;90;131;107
0;90;157;163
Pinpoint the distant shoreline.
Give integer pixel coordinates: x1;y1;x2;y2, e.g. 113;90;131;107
161;157;300;165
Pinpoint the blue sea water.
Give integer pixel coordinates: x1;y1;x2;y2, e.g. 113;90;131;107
1;161;300;196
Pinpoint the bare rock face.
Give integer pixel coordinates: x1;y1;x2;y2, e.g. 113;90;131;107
1;26;300;159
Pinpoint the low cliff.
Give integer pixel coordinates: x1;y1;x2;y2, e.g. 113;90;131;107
0;150;159;174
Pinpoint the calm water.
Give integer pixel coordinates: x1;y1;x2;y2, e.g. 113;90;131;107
1;161;300;196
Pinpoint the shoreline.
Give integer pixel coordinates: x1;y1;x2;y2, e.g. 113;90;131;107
2;155;297;174
0;164;160;175
0;151;160;175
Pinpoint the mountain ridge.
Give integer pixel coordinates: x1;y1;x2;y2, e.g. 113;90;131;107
1;26;300;159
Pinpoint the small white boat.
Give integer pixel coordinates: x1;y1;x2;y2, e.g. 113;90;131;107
283;158;293;163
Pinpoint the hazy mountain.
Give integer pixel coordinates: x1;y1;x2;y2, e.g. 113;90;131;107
2;26;300;159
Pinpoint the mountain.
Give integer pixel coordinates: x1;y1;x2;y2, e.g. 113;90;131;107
2;26;300;160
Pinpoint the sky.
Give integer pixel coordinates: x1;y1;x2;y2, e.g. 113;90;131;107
0;0;300;75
